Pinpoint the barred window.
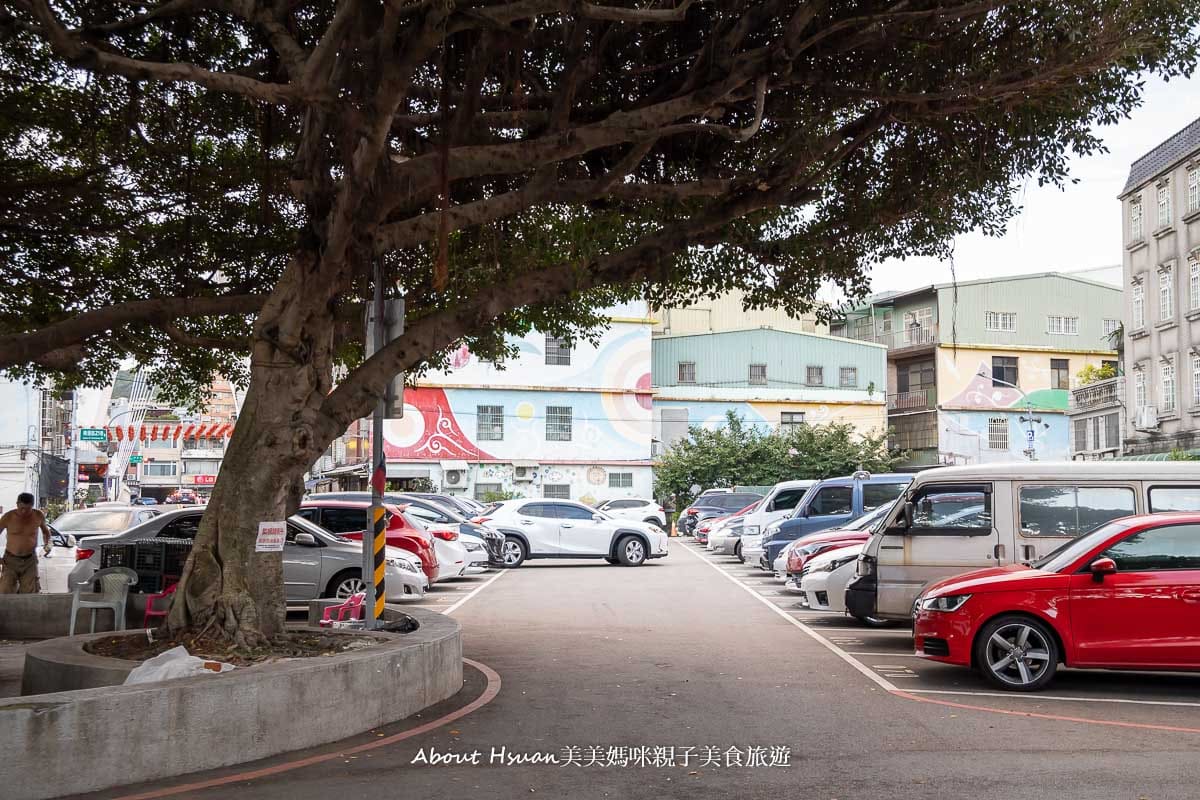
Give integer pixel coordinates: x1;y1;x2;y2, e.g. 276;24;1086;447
805;365;824;386
546;406;573;441
543;484;570;499
987;417;1008;450
1073;418;1088;452
748;364;767;385
476;405;504;441
839;367;858;388
474;482;501;500
779;412;806;431
608;472;633;488
677;361;696;384
1130;196;1144;241
985;311;1016;332
545;335;571;365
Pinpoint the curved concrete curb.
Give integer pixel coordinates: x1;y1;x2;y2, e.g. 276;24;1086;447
0;606;462;800
0;592;118;639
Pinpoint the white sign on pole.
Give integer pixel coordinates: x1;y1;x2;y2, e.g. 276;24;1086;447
255;521;287;552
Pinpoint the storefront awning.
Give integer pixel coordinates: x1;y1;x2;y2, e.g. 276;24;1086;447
512;459;540;469
320;463;369;477
387;464;432;479
439;460;469;471
105;422;234;442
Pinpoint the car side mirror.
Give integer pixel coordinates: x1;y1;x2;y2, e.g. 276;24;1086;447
1090;557;1117;582
293;532;318;547
66;534;78;548
902;501;914;530
593;513;604;522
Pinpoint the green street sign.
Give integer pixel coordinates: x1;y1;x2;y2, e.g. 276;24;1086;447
128;455;143;464
79;428;107;442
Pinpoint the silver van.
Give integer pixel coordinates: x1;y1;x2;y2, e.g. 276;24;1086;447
846;462;1200;621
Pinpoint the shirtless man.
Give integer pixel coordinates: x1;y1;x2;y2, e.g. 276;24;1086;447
0;493;52;593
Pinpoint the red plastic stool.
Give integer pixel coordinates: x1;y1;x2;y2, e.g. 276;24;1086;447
143;582;178;628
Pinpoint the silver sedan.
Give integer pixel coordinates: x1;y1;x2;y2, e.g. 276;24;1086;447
80;508;426;601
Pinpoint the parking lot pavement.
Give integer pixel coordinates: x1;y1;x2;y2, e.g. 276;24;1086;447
684;540;1200;729
94;543;1200;800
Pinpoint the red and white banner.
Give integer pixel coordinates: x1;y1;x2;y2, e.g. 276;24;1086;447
106;422;235;442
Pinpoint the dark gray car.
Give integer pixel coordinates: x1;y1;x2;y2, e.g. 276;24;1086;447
81;508;426;601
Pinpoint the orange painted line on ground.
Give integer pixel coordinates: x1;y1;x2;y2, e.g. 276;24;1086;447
113;657;502;800
890;689;1200;733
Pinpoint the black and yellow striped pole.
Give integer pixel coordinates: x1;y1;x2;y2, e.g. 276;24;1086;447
368;454;387;624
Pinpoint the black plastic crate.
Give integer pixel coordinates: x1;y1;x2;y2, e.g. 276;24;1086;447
135;571;165;594
159;538;193;575
133;540;166;572
100;542;137;569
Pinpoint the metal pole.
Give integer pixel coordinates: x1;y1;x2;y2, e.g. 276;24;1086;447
366;259;387;629
67;390;78;508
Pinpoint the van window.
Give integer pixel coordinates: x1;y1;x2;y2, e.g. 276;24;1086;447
909;485;991;534
769;488;808;512
809;486;852;517
1148;486;1200;512
863;482;907;511
1018;486;1135;538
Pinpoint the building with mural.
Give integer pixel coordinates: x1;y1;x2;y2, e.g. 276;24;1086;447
651;328;887;450
377;301;654;505
651;289;827;337
832;272;1122;467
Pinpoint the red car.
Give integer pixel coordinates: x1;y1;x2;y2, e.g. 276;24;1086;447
914;513;1200;691
696;501;761;545
299;499;439;583
785;529;871;579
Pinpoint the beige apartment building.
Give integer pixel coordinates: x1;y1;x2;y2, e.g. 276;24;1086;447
1120;115;1200;456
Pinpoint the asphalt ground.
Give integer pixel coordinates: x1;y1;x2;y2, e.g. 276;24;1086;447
81;539;1200;800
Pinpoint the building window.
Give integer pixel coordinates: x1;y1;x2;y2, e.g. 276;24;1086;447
544;335;571;366
987;417;1008;450
991;356;1018;388
1160;263;1175;322
1191;254;1200;311
805;366;824;386
1157;181;1172;229
1161;356;1177;415
474;482;502;500
143;463;176;477
984;311;1016;332
543;484;570;499
902;307;934;343
1189;167;1200;215
477;405;504;441
1073;418;1088;452
1046;315;1078;335
1104;412;1119;449
1102;318;1120;337
748;364;767;386
608;472;633;489
677;361;696;384
780;412;806;431
1132;282;1145;329
1135;370;1147;409
1193;354;1200;407
1130;195;1144;240
545;406;573;441
1051;359;1070;390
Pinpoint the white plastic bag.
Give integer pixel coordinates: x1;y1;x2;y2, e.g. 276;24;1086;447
123;645;235;684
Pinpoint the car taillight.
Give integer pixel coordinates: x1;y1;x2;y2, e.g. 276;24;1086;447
471;517;491;524
432;529;458;541
76;548;94;561
686;509;698;515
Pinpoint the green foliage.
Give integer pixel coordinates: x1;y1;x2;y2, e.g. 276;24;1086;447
654;412;901;508
481;489;522;503
1077;363;1118;386
1167;449;1200;461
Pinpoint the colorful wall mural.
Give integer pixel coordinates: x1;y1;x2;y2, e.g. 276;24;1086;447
938;410;1070;464
653;397;887;439
936;347;1108;412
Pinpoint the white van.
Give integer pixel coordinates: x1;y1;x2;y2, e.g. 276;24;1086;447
845;462;1200;622
742;480;817;537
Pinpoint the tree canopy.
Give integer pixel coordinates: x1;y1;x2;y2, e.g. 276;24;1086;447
654;412;899;508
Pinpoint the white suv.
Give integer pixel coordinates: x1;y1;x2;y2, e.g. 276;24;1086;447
594;497;667;529
478;499;669;568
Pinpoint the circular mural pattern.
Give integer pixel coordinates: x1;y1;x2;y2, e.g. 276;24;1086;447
587;466;606;486
383;404;425;448
516;401;536;421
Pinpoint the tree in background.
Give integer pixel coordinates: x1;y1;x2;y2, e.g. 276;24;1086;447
2;1;1196;645
654;412;899;508
1076;363;1118;386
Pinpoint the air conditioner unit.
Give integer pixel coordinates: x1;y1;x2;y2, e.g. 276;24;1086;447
1136;406;1159;430
513;467;533;481
444;469;465;486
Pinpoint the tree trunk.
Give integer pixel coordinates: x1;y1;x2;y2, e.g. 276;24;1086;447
167;250;338;646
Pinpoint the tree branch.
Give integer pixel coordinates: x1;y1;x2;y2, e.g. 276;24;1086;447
0;294;266;369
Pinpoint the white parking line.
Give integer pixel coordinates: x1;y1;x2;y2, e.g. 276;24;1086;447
442;569;507;615
907;689;1200;708
680;542;898;691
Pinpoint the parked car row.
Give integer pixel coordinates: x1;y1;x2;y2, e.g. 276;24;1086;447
692;462;1200;691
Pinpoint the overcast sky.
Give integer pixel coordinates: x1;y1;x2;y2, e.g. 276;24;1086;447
860;70;1200;295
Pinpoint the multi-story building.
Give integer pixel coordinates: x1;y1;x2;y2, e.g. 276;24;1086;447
651;289;827;337
379;302;654;505
833;272;1122;467
0;381;71;511
1119;115;1200;456
1068;376;1125;460
651;328;887;451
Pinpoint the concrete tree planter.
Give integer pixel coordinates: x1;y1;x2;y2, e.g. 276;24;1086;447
0;606;462;800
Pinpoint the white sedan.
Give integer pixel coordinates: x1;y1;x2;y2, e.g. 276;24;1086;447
798;543;864;613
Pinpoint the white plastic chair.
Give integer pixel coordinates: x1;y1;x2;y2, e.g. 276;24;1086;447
70;567;138;634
